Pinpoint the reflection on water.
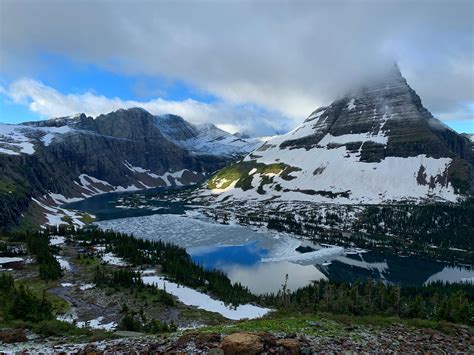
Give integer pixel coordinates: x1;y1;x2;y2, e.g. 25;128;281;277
66;188;474;293
188;243;327;294
189;242;268;268
225;261;327;295
425;266;474;285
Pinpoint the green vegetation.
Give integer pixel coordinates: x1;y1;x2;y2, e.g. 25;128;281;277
93;267;176;306
0;273;52;323
208;160;300;191
198;311;467;337
238;199;474;263
21;232;62;280
0;273;102;340
118;303;177;334
1;226;472;343
200;313;345;337
353;199;474;253
259;278;473;325
0;178;29;200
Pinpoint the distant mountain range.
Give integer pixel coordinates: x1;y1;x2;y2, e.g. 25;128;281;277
1;66;473;229
0;108;261;228
207;66;473;205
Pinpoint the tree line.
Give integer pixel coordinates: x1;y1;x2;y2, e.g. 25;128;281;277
260;278;474;324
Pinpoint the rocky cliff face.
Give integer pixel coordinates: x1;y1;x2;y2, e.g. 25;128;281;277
0;108;257;229
207;66;472;205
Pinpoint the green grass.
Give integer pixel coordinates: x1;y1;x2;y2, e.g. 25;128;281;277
0;179;26;197
208;160;300;191
197;313;345;337
79;213;95;224
196;311;472;337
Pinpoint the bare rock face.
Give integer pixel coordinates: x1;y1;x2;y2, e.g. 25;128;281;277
208;66;473;205
220;333;264;355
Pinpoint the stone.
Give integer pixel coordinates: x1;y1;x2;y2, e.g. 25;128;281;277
276;338;300;355
220;333;264;355
209;348;225;355
0;329;27;343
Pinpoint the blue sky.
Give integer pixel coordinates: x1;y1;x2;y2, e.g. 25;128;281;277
1;54;471;133
0;1;472;134
0;53;218;122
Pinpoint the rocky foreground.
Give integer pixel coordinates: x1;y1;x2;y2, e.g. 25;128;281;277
1;322;472;354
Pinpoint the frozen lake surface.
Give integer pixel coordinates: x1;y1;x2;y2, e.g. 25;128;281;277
65;188;474;294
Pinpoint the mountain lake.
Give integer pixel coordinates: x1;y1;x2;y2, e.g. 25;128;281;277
64;186;474;294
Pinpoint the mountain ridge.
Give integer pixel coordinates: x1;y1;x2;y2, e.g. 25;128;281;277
0;108;258;229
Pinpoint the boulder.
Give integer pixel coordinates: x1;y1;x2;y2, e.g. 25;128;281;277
220;333;264;355
276;338;300;355
0;329;27;343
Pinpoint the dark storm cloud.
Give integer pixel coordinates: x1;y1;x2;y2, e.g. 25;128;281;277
1;0;473;126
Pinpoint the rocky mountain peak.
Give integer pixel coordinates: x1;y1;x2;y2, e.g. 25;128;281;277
207;67;472;204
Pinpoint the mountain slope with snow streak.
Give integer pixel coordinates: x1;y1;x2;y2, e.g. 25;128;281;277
0;108;245;229
207;66;472;205
155;114;263;156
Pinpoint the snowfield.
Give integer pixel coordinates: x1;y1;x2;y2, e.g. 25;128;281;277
210;120;458;204
0;123;74;155
142;272;271;320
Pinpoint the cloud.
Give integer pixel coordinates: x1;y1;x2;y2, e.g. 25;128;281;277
1;0;472;122
3;78;290;136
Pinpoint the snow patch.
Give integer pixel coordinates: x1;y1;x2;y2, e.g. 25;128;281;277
142;273;271;320
55;256;71;271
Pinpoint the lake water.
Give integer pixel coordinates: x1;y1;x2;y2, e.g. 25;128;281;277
65;187;474;294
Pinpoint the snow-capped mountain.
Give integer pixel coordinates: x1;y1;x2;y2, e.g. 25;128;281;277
207;66;472;205
155;114;263;156
0;108;256;228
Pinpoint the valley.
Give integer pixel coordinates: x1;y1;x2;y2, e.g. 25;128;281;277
0;68;473;352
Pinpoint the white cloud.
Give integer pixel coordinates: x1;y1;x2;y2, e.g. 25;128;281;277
1;0;472;123
3;78;291;136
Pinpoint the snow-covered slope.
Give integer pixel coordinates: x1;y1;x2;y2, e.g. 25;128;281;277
155;114;263;156
206;66;472;205
0;123;74;155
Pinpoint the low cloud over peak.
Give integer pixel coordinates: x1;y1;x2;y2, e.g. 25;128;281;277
0;0;472;133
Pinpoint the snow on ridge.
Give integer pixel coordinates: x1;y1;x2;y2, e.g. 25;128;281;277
0;123;36;155
49;235;66;246
0;123;74;155
123;161;194;187
32;197;86;228
319;132;388;146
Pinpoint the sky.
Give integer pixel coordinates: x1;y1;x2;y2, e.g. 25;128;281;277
0;0;473;135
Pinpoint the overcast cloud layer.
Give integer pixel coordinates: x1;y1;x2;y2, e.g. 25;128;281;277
1;0;473;133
